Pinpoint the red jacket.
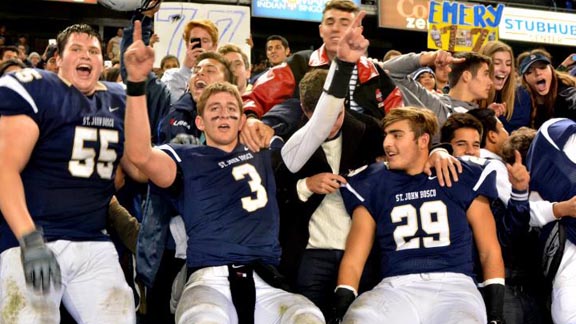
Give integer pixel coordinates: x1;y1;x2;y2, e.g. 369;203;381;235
242;45;403;119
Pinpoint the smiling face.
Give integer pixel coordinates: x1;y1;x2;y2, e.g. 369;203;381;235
383;119;429;175
523;62;553;98
491;50;512;91
57;32;103;95
189;58;227;102
195;91;245;152
417;72;436;92
266;39;289;66
450;128;481;158
319;8;355;59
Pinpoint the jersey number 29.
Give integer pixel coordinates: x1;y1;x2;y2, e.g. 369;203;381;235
391;201;451;250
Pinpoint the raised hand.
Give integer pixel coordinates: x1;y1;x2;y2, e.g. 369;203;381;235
123;20;155;82
506;150;529;192
336;11;369;64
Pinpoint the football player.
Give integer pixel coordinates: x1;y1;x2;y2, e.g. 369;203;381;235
335;107;505;323
0;24;136;323
526;118;576;323
123;21;325;323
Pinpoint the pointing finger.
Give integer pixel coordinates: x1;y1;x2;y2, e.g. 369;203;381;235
133;20;142;43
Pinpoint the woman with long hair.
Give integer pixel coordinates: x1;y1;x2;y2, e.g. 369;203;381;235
517;48;576;129
478;40;532;133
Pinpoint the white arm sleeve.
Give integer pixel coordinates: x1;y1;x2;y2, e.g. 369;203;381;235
529;191;557;227
281;61;347;173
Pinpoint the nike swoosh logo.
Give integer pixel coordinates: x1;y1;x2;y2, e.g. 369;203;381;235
231;264;243;269
109;106;120;112
428;176;437;180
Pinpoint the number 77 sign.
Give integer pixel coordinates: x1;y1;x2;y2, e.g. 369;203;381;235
152;2;251;67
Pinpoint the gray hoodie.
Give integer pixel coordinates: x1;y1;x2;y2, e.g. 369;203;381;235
382;53;478;128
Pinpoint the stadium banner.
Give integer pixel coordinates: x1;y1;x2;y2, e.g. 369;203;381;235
252;0;361;22
499;6;576;47
427;0;503;52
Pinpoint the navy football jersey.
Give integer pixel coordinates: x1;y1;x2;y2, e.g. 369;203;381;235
342;157;498;279
0;69;125;252
527;118;576;244
160;143;281;268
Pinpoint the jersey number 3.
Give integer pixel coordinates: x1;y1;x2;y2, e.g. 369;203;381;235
69;126;118;179
232;164;268;212
391;201;450;250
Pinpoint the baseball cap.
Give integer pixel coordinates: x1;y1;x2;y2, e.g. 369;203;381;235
412;66;435;80
519;53;551;75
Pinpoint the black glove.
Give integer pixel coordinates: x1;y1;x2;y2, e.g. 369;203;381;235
481;283;505;324
329;286;356;324
170;133;202;145
19;230;61;292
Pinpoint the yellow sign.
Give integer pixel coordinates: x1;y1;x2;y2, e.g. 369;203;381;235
427;1;504;52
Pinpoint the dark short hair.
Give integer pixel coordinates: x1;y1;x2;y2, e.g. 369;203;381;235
440;112;483;143
160;54;179;69
196;52;235;85
0;58;26;76
448;52;492;88
467;108;498;148
56;24;102;57
266;35;289;49
0;45;19;58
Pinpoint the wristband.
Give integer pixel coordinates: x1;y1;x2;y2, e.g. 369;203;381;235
335;284;358;297
126;80;147;96
324;58;356;98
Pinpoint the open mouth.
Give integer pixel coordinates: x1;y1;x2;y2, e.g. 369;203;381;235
194;80;207;90
535;79;547;92
495;74;507;82
76;64;92;77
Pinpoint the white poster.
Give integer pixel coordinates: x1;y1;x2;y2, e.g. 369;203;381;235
153;2;251;67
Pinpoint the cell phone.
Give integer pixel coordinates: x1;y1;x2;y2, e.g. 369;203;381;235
48;39;57;46
190;37;201;49
104;60;112;69
572;54;576;61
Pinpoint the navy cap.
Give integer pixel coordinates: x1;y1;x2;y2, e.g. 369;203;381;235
412;66;435;80
519;53;551;75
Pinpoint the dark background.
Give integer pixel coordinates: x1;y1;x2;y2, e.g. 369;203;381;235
0;0;574;67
